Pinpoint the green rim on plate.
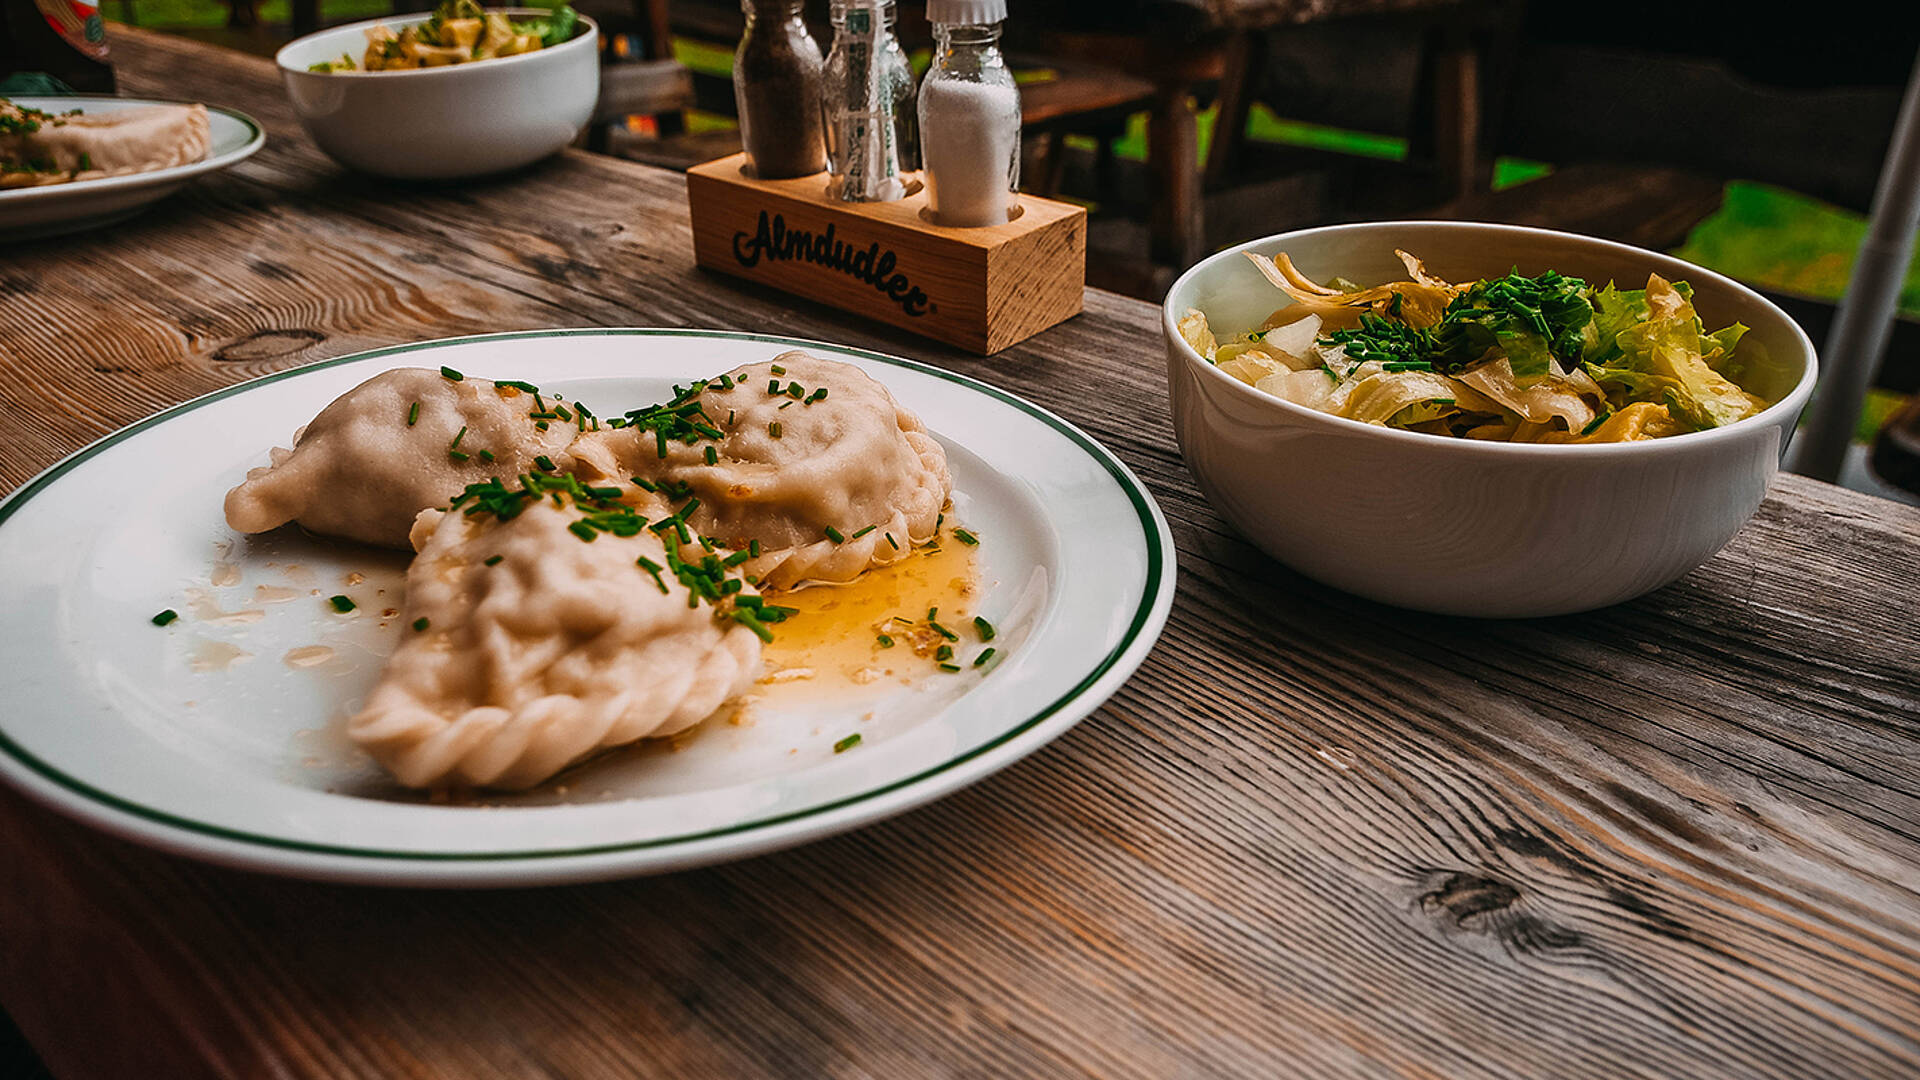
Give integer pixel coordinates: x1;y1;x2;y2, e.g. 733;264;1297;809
0;329;1169;862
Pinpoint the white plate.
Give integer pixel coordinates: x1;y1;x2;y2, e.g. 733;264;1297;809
0;330;1175;886
0;95;265;241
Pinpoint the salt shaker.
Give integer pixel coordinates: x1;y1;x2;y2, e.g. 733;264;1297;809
918;0;1020;226
733;0;828;179
821;0;918;202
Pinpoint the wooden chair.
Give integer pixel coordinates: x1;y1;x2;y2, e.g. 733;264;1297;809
570;0;704;159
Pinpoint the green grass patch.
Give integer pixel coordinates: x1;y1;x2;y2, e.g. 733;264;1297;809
110;0;387;29
1674;181;1920;316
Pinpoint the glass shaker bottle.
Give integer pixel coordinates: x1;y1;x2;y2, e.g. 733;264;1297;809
821;0;919;202
918;0;1020;226
733;0;828;179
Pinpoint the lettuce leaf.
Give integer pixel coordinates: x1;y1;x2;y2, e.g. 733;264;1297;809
1582;282;1649;363
1594;275;1761;430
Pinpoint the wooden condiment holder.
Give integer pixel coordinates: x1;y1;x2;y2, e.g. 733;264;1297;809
687;153;1085;354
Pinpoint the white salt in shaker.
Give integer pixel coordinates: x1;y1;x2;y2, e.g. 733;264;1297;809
917;0;1020;227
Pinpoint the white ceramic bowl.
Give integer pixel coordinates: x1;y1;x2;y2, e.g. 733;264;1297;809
1163;221;1818;617
276;10;598;180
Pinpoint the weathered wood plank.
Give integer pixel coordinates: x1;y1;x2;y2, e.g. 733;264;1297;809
2;25;1919;1080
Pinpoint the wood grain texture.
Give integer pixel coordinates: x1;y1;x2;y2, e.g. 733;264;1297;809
3;25;1920;1080
687;153;1085;354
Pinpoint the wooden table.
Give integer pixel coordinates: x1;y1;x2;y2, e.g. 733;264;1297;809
6;26;1920;1080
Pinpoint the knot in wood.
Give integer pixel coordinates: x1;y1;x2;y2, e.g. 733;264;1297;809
213;329;327;363
1420;871;1520;926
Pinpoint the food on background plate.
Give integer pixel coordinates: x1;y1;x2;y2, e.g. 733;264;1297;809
1178;249;1770;443
306;0;581;72
223;366;581;549
219;352;972;791
349;481;767;789
565;351;952;590
1;98;210;189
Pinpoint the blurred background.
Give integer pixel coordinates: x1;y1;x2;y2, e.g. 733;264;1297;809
69;0;1920;501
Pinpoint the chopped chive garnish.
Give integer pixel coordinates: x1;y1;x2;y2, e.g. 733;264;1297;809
928;620;958;641
723;550;751;567
973;648;996;667
769;379;782;394
151;609;179;626
406;402;420;426
631;477;656;492
834;733;861;753
586;485;622;499
440;366;463;381
636;555;668;593
749;540;761;557
728;410;735;426
851;525;875;539
412;617;430;632
1581;409;1613;436
536;421;549;431
935;644;954;661
731;605;774;641
1381;361;1434;372
769;421;782;438
787;384;805;400
973;616;996;641
877;634;894;648
484;554;504;566
806;388;828;404
824;526;845;544
498;380;539;393
553;404;572;421
938;663;961;673
770;364;786;375
568;521;598;541
478;449;495;462
927;607;938;620
534;393;547;412
953;528;979;546
936;512;945;531
704;445;718;465
328;595;356;613
448;450;469;462
449;425;467;450
779;400;793;410
717;375;734;389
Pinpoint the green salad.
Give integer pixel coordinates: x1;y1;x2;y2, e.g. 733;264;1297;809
1179;250;1770;443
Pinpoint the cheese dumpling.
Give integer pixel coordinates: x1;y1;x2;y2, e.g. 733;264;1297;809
349;478;767;789
565;351;951;590
223;367;579;549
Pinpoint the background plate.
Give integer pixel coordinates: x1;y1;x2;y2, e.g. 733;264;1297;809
0;330;1175;886
0;95;264;241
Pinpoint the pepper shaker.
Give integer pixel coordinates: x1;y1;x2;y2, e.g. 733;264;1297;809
733;0;828;179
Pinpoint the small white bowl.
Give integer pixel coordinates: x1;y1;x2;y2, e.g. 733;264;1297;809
1163;221;1818;617
276;10;599;180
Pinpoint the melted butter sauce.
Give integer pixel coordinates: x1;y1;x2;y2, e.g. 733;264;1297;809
759;538;980;696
